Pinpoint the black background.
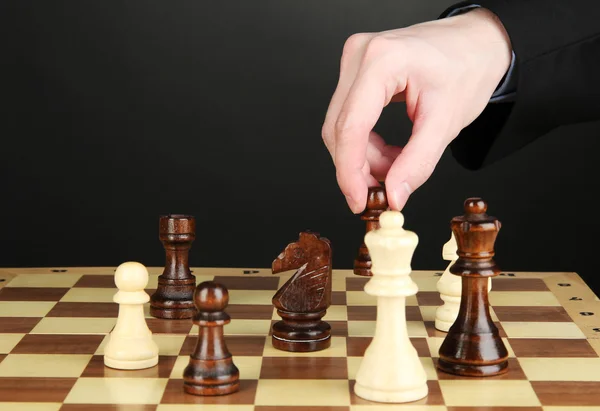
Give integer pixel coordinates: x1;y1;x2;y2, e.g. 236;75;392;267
2;1;599;294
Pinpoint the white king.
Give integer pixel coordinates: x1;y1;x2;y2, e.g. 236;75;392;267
354;211;428;403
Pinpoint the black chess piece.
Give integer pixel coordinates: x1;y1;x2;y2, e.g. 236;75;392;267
183;281;240;396
354;186;388;276
150;215;197;319
271;232;333;352
437;198;509;377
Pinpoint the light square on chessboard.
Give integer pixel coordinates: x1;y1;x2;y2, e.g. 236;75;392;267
349;380;444;406
489;291;561;306
170;355;262;379
227;290;274;305
413;273;442;292
0;403;62;411
263;336;347;357
5;273;82;288
64;377;168;404
61;288;116;303
333;272;348;292
0;354;91;377
97;334;187;357
439;380;540;406
31;317;116;334
82;355;176;379
348;320;427;338
0;402;62;411
61;406;159;411
501;321;586;339
158;406;254;411
591;339;600;356
509;338;598;357
255;379;350;406
12;334;104;354
346;291;418;306
346;356;437;380
520;358;600;381
0;333;24;353
0;377;77;402
0;287;69;301
324;305;348;321
0;301;56;317
346;337;429;357
190;319;271;336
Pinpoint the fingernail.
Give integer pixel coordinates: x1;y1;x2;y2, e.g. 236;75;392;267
390;182;412;210
402;181;412;196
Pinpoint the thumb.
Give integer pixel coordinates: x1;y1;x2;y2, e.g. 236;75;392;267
385;108;453;210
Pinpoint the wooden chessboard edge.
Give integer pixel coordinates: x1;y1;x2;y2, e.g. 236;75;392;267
542;272;600;339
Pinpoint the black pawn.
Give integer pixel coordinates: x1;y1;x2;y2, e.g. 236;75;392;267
183;281;240;396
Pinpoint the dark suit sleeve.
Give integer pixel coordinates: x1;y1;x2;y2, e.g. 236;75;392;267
440;0;600;170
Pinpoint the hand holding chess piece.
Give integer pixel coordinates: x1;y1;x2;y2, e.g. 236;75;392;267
354;211;428;403
104;262;159;370
354;186;388;277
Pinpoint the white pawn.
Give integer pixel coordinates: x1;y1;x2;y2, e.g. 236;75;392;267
435;233;492;332
104;262;159;369
354;211;428;403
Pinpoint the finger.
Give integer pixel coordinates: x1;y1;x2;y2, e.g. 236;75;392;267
365;131;403;181
322;33;373;160
334;60;407;213
385;104;452;210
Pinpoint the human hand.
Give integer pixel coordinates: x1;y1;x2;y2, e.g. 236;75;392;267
321;8;512;213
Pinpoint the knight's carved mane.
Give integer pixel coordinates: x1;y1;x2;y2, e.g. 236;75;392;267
271;231;332;313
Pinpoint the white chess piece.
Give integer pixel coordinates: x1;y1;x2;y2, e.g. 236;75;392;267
354;211;428;403
104;262;159;369
435;233;493;332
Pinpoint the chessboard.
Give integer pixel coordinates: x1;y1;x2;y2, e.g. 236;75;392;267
1;266;600;410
